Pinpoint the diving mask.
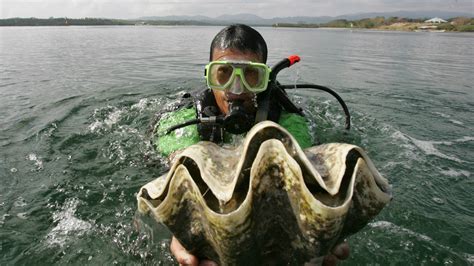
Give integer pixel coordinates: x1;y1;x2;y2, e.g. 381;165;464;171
205;61;271;94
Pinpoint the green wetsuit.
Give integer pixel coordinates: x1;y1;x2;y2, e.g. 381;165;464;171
154;106;312;157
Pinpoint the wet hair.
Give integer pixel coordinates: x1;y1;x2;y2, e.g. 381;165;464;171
210;24;268;63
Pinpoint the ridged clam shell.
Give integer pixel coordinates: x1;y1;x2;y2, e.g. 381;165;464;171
137;121;391;265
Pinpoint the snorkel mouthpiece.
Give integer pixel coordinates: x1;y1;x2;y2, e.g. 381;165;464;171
223;100;254;134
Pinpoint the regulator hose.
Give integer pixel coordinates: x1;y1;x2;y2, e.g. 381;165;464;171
280;84;351;130
164;119;200;135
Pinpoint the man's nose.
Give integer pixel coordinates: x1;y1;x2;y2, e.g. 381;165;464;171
228;76;245;95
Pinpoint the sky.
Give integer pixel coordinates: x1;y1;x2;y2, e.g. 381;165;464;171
1;0;473;19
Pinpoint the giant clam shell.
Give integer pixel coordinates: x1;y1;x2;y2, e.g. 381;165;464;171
137;121;392;265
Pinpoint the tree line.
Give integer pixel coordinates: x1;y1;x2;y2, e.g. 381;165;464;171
0;17;134;26
275;16;474;32
0;17;215;26
1;16;473;31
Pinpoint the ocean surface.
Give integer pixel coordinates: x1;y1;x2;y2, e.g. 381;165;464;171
0;26;473;265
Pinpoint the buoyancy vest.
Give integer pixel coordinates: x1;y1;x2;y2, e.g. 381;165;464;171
153;88;311;157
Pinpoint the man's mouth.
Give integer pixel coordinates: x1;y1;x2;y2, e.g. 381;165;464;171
225;92;254;102
224;92;258;114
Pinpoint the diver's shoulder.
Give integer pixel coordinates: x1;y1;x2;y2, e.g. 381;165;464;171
278;110;312;148
153;105;199;157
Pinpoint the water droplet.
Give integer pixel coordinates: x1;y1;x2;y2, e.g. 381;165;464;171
17;212;28;219
443;258;454;265
432;197;445;204
14;197;27;207
27;153;43;170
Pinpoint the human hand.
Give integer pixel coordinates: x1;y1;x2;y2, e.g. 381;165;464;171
170;236;349;266
170;236;217;266
322;241;350;266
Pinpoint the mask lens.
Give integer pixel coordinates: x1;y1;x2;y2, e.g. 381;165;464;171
243;65;264;89
210;63;234;87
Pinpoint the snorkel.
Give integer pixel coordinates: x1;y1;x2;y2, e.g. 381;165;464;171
163;55;351;136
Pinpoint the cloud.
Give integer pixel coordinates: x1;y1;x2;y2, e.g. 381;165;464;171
1;0;472;19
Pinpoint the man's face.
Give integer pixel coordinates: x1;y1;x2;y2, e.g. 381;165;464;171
211;48;262;115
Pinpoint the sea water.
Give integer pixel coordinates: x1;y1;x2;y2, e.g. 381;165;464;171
0;26;473;265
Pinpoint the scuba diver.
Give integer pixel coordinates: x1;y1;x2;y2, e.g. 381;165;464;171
152;24;350;265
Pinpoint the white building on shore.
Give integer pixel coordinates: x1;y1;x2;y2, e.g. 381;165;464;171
424;17;447;23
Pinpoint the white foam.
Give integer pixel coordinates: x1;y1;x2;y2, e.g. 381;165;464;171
369;221;433;242
27;153;44;170
104;110;123;127
0;214;10;225
427;136;474;147
131;98;148;111
433;112;467;126
455;136;474;143
389;130;419;161
45;198;93;247
390;130;411;145
17;212;28;219
440;169;470;177
108;140;126;161
391;131;464;163
369;220;474;261
467;254;474;264
89;106;124;132
449;119;464;125
44;122;58;137
164;99;184;110
433;112;450;118
88;121;102;132
410;137;463;163
13;196;27;207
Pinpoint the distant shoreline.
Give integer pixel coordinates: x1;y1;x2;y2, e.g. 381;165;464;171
1;17;473;32
272;17;474;32
0;18;215;27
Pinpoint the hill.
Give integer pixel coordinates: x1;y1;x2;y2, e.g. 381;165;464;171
138;11;473;25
